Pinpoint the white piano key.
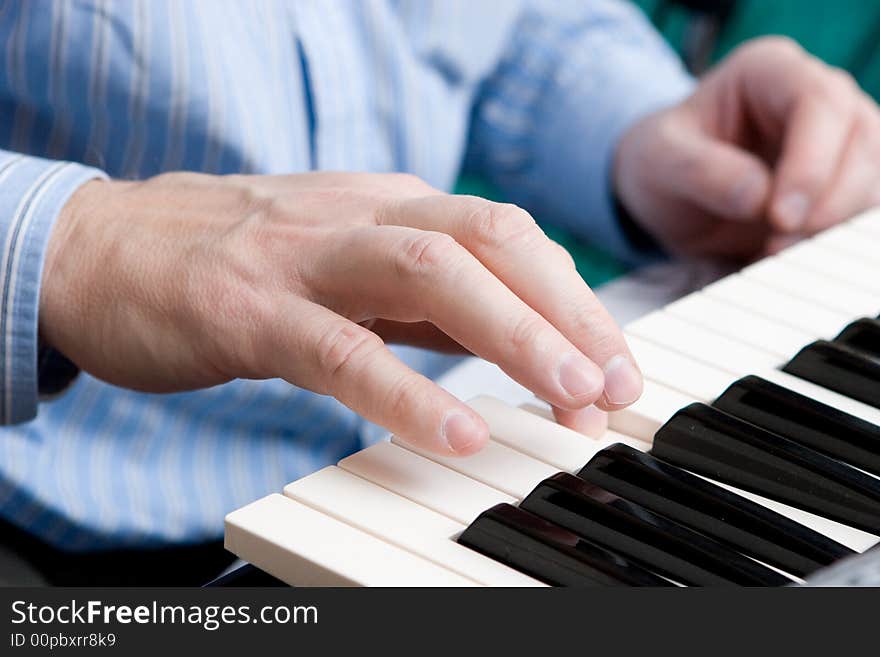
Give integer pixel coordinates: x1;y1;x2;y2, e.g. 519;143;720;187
625;330;880;428
337;441;514;525
703;274;850;337
223;209;880;588
284;466;545;587
741;258;880;317
850;207;880;237
699;477;878;554
630;331;880;429
605;386;879;550
627;310;782;375
778;240;880;295
516;400;555;421
467;395;649;472
396;431;653;501
665;292;813;358
516;398;655;459
608;389;880;551
624;333;730;402
607;379;693;441
391;434;558;499
510;394;876;552
224;494;478;587
811;224;879;266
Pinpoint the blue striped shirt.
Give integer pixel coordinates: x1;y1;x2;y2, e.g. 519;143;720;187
0;0;691;549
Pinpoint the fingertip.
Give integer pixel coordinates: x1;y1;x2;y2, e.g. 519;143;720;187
597;355;643;411
440;409;489;456
553;404;608;437
556;352;605;409
772;191;811;232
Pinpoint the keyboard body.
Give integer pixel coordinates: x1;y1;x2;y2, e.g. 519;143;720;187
224;209;880;587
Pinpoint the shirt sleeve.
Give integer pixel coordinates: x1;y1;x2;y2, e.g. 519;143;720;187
464;0;695;265
0;151;106;424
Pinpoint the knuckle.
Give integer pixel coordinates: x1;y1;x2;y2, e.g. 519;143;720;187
812;68;858;107
858;106;880;149
748;35;803;59
391;172;429;189
381;374;421;424
316;322;385;384
396;231;461;279
583;324;621;359
831;68;858;92
468;202;541;250
508;314;549;354
552;241;577;271
567;296;620;353
767;35;802;56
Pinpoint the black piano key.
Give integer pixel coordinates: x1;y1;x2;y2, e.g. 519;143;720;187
651;403;880;535
783;340;880;409
713;375;880;476
834;318;880;361
578;444;852;577
457;504;670;587
520;472;790;586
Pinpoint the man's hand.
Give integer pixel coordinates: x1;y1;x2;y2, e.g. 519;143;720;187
615;37;880;258
41;172;641;455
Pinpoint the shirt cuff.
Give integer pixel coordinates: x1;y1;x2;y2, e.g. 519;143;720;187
465;1;695;266
0;152;107;424
527;43;695;265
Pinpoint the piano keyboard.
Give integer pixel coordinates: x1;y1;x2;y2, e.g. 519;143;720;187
224;208;880;587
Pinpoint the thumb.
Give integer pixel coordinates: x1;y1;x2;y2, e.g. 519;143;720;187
662;126;772;222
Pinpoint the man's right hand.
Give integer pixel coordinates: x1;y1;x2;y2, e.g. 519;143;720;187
41;172;642;455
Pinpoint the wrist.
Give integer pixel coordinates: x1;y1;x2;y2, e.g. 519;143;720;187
39;178;120;355
612;194;664;258
612;115;666;257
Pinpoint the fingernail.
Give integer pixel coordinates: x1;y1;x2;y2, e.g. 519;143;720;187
557;353;603;403
602;355;643;406
775;192;810;231
567;405;608;437
441;411;482;454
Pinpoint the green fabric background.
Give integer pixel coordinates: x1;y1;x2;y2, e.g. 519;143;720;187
455;1;880;287
638;0;880;91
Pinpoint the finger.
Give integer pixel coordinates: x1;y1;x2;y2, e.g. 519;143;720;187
726;42;859;231
804;101;880;234
552;404;608;437
763;232;805;256
381;196;639;410
307;224;606;411
675;218;771;259
652;120;772;222
768;68;858;232
370;319;471;354
272;298;488;455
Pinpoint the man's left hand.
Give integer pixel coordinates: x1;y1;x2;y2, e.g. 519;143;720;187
615;36;880;259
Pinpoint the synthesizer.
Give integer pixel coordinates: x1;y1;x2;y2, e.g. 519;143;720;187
223;209;880;586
